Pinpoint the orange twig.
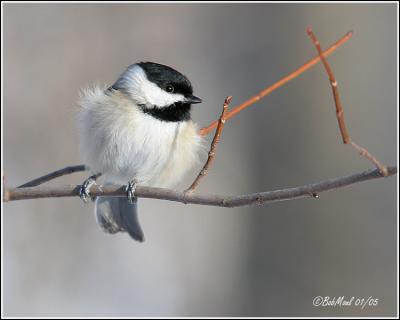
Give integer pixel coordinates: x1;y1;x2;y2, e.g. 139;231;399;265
307;27;388;177
187;96;232;193
307;27;350;143
199;31;353;136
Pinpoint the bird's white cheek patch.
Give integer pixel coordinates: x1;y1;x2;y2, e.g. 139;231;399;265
142;81;185;109
125;65;185;108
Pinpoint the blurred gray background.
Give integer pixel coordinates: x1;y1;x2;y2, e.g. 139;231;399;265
3;3;397;317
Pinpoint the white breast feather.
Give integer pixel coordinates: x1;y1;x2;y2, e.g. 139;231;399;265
78;86;203;188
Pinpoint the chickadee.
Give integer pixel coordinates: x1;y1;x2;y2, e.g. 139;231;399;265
78;62;203;242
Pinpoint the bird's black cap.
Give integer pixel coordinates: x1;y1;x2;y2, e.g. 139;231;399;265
138;62;194;97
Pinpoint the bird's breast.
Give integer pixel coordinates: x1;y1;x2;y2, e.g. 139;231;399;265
79;90;202;188
115;113;202;187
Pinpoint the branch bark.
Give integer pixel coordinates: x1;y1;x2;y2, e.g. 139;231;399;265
18;165;87;188
4;166;397;206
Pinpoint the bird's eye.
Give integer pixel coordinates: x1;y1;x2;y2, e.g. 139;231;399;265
165;85;174;93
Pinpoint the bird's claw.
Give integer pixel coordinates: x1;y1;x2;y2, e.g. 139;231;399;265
125;180;137;204
79;176;97;203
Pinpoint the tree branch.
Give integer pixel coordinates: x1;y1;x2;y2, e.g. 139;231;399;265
199;31;353;136
349;141;389;176
18;165;87;188
4;166;397;206
306;27;388;176
307;27;351;144
186;96;231;193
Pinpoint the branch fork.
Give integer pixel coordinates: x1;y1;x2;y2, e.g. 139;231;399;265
306;26;388;176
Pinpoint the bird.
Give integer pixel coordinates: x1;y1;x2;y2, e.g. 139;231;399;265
77;62;203;242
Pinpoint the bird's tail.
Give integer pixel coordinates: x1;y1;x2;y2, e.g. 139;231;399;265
95;196;145;242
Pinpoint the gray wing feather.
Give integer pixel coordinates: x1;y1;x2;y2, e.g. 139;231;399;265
95;197;145;242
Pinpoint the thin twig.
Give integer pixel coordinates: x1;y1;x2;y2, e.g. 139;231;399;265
306;27;350;144
350;141;389;176
186;96;231;193
4;166;397;205
18;165;87;188
306;27;389;177
199;31;353;136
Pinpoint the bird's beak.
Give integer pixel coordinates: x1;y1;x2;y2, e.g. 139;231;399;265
186;95;202;104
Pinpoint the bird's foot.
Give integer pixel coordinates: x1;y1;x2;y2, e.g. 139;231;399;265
125;180;137;204
79;174;99;203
